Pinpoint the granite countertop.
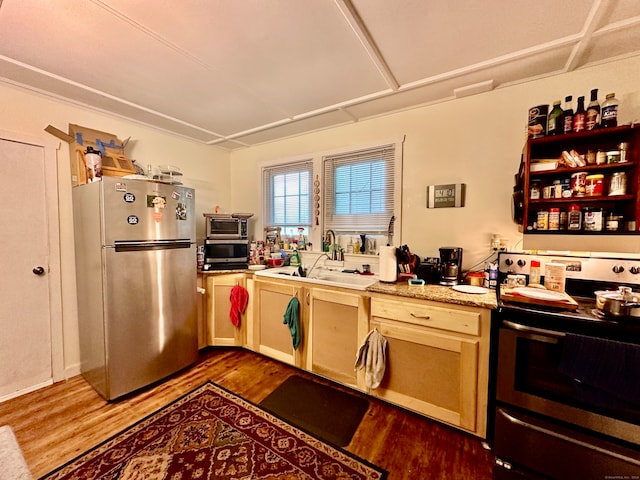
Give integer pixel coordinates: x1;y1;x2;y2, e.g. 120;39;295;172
367;282;497;310
200;269;497;310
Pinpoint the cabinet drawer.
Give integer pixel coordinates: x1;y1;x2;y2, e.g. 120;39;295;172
371;297;480;336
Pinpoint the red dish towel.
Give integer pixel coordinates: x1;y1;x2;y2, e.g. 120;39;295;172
229;284;249;327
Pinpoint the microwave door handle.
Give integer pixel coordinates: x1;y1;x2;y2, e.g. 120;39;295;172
502;320;565;341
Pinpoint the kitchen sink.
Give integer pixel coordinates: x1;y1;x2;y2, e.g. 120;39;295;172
254;266;378;291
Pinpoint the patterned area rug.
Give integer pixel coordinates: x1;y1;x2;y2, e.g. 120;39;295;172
40;381;386;480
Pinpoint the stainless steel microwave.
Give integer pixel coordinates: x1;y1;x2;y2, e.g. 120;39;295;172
204;214;250;239
202;239;249;270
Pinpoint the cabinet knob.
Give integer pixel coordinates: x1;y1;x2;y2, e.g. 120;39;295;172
410;313;430;320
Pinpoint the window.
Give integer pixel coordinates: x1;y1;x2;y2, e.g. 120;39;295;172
323;143;397;234
262;160;313;237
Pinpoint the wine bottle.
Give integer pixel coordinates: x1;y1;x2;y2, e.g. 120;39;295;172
601;93;619;128
562;96;574;134
547;101;563;136
573;96;586;133
586;88;600;130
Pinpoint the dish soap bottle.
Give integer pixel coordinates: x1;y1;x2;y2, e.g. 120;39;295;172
290;249;300;267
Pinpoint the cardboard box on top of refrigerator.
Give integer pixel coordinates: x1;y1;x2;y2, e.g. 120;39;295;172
45;123;135;186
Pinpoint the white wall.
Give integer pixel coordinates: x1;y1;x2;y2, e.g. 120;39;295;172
0;82;231;376
229;55;640;269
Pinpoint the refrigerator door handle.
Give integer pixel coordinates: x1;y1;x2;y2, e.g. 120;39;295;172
113;239;192;252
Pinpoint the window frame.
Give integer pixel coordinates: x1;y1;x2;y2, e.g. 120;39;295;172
262;159;314;238
259;137;403;251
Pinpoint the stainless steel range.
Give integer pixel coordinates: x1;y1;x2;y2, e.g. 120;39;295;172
493;252;640;480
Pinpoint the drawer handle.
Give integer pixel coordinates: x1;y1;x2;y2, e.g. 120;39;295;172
410;312;430;320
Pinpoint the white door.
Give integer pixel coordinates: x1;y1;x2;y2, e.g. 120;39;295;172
0;136;59;399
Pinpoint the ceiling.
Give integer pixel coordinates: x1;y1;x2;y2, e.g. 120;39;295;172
1;0;640;151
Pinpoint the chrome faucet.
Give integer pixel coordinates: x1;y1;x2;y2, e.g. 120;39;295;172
325;229;337;260
305;252;332;278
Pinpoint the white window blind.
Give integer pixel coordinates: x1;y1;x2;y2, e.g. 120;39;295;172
263;160;313;232
323;143;396;234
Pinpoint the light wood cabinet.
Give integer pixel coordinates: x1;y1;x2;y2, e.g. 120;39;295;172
204;273;247;347
306;287;370;391
369;294;491;438
251;278;306;367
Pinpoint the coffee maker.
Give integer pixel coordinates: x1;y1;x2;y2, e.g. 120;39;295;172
439;247;463;285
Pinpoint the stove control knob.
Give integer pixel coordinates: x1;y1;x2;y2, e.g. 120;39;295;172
630;266;640;275
505;258;513;266
613;265;625;274
517;259;527;267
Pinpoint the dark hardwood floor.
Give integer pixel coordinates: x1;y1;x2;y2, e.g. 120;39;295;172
0;348;495;479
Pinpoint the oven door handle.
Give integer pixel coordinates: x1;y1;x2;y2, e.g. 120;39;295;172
502;320;566;339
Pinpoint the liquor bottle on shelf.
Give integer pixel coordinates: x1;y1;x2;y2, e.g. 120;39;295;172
573;96;586;133
601;93;619;128
586;88;600;130
547;100;563;136
562;95;574;134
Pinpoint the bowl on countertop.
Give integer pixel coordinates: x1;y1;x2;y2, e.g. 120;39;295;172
268;258;284;268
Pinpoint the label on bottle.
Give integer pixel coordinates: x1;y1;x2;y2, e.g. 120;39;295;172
601;105;618;127
563;115;573;133
586;108;599;130
573;113;586;132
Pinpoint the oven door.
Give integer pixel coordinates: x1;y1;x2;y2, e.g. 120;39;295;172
207;218;241;239
496;320;640;444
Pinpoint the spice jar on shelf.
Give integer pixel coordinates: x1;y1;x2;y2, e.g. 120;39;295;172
609;172;627;196
585;174;604;196
568;204;582;231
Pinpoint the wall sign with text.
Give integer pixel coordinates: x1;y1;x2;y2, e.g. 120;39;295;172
427;183;466;208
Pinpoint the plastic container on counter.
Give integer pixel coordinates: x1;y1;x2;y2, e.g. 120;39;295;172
544;263;566;293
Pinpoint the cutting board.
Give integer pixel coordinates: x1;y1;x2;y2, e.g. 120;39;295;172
500;287;579;310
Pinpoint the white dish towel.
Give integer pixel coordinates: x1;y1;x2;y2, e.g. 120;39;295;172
354;328;388;389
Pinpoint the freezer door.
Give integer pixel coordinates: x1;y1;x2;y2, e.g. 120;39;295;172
102;243;198;400
101;177;195;244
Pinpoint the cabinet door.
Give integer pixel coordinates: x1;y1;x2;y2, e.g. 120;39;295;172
370;317;479;433
253;279;305;367
306;287;370;390
205;273;247;347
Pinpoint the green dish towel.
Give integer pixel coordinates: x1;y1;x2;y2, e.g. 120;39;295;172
283;297;301;350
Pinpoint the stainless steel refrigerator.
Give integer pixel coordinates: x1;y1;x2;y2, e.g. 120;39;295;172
73;176;198;400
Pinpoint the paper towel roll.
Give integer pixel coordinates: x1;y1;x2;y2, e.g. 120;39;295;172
379;246;397;283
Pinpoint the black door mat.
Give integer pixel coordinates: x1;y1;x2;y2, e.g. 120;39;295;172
259;374;369;447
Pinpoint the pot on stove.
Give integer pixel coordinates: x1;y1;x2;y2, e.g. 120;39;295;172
595;287;640;319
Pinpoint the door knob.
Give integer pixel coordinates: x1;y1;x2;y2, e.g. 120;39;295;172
33;266;45;275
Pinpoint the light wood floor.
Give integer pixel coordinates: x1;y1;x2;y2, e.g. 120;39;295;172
0;348;495;479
